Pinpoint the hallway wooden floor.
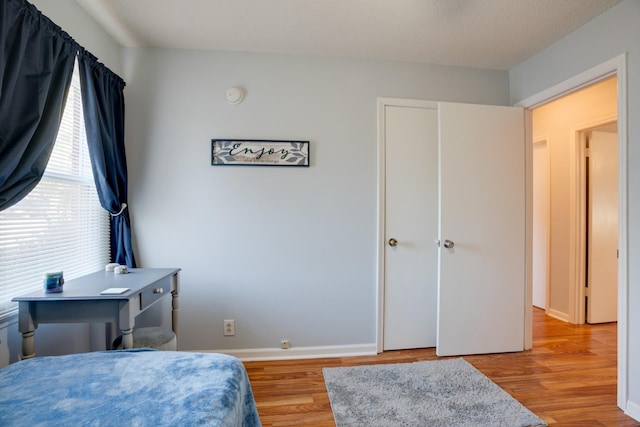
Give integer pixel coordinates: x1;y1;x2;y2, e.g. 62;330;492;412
244;308;639;426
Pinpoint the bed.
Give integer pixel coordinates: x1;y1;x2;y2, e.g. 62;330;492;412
0;349;261;426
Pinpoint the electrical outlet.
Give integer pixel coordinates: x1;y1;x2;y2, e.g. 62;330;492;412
224;319;235;336
280;339;290;349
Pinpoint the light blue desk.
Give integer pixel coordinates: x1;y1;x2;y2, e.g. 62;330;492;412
13;268;180;359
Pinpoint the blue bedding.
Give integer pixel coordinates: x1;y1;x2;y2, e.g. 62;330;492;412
0;349;261;426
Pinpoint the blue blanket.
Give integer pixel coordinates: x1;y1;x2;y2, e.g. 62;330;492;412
0;349;261;426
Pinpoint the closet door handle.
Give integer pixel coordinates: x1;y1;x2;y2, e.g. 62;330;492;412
388;238;398;247
443;239;455;249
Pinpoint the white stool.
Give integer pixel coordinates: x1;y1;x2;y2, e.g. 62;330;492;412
113;327;177;351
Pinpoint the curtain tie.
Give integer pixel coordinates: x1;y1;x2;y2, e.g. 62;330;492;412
110;203;128;217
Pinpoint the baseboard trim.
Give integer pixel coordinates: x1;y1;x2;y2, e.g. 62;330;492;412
625;399;640;423
194;343;377;361
545;308;569;323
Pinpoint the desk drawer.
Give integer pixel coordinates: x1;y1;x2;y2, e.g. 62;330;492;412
140;281;170;310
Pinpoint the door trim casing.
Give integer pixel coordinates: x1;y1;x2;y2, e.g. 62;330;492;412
515;53;628;412
376;97;438;353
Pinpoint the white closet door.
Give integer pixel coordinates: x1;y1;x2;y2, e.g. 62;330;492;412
587;130;618;324
437;102;526;356
383;104;438;350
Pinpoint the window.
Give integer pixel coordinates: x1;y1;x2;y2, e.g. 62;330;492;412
0;60;110;320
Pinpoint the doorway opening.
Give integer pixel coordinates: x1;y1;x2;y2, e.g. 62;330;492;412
530;75;618;325
521;55;627;410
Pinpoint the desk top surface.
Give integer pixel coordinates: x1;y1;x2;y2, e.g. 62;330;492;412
12;268;180;302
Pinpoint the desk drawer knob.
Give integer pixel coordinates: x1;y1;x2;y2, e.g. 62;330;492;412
153;288;164;294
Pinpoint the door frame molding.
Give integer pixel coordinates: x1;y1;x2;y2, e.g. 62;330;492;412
515;53;628;411
376;97;438;353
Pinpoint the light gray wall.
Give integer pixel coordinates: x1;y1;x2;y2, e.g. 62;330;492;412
510;0;640;416
122;47;509;352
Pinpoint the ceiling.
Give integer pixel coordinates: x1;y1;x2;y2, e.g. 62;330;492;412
74;0;621;70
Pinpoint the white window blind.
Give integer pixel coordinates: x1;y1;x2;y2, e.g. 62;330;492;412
0;60;110;321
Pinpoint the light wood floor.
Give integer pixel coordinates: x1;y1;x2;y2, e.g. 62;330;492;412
244;308;639;426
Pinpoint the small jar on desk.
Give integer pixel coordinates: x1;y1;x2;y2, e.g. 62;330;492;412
43;271;64;293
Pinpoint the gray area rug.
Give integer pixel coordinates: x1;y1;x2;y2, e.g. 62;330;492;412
323;358;547;427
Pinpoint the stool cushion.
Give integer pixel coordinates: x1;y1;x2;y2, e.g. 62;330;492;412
114;327;177;351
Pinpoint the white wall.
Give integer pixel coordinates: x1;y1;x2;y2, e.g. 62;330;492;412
510;0;640;417
0;0;123;366
122;47;509;353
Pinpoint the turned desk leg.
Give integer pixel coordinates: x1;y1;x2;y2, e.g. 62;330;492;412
171;291;179;333
18;301;36;359
21;330;35;360
171;273;179;346
121;328;134;349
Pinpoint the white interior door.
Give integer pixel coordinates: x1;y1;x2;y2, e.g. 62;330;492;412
532;141;549;309
383;103;438;350
587;130;618;323
437;102;525;356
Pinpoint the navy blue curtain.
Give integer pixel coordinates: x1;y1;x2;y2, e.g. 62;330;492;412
78;51;137;267
0;0;77;211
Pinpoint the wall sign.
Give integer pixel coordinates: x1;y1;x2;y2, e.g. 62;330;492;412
211;139;310;167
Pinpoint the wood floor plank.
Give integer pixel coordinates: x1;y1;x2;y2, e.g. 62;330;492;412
244;308;639;426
